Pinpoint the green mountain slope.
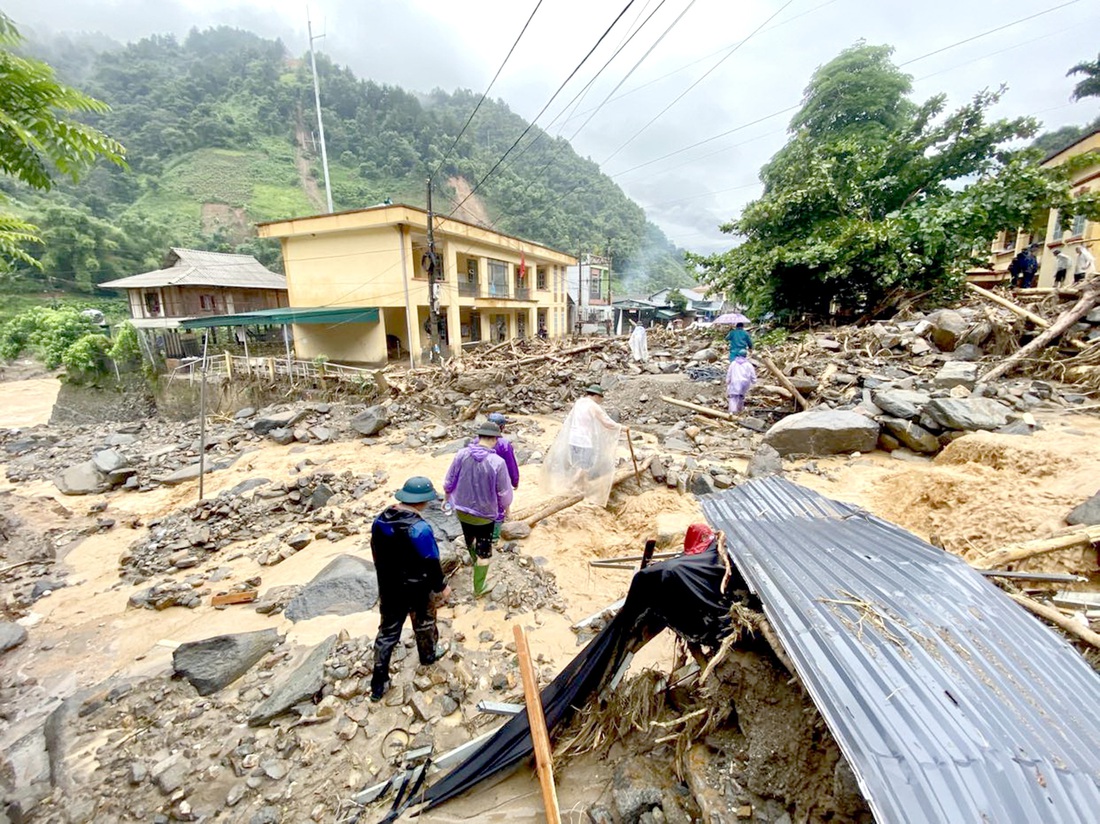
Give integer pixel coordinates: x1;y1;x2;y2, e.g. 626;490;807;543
3;26;687;296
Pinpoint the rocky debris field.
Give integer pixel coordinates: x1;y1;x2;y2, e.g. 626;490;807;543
2;285;1100;823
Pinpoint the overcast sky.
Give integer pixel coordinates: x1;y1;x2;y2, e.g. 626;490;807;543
7;0;1100;254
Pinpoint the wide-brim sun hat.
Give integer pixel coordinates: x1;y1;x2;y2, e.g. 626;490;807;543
395;476;439;503
585;385;605;396
475;421;502;437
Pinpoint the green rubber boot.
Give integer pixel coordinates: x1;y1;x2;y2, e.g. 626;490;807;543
473;559;491;597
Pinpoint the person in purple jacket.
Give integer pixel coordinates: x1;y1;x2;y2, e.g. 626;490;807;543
485;412;520;542
443;421;514;596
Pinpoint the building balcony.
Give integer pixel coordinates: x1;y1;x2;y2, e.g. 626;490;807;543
514;287;532;301
458;281;481;298
486;282;510;298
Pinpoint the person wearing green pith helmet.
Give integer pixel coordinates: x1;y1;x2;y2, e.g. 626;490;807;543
443;421;514;596
369;476;451;703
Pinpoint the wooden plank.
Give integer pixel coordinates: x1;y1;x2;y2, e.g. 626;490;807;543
211;590;258;607
965;282;1050;328
972;525;1100;569
513;625;561;824
759;355;811;411
660;395;734;421
1008;593;1100;651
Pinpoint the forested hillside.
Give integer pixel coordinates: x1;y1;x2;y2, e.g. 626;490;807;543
2;26;686;294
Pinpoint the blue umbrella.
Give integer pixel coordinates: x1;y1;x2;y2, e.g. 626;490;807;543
713;312;750;325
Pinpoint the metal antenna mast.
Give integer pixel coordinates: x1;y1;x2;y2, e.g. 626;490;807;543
307;11;334;213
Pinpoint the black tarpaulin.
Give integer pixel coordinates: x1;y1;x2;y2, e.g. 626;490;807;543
419;542;733;811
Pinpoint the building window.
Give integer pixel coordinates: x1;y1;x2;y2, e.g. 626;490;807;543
465;258;478;283
199;294;216;311
488;259;508;297
589;267;602;299
537;266;547;290
144;292;161;317
1001;229;1018;251
1070;214;1087;237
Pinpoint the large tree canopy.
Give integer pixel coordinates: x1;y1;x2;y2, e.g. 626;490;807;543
0;13;125;267
1068;52;1100;101
691;42;1100;320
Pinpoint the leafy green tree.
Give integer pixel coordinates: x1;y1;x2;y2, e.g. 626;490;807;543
0;13;125;267
107;320;141;365
62;331;110;380
1068;53;1100;101
667;288;688;313
690;43;1100;319
0;305;99;367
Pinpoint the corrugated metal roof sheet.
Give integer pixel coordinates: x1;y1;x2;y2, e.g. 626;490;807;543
99;249;286;291
701;477;1100;824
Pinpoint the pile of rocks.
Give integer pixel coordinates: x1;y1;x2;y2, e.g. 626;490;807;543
118;470;384;582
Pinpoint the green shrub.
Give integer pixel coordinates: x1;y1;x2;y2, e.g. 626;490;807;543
62;332;111;379
0;306;100;368
108;321;142;365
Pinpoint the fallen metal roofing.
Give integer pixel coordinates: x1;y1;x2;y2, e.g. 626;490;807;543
701;476;1100;824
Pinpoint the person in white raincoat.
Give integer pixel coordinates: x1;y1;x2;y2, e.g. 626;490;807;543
628;322;649;363
543;385;622;506
725;356;757;413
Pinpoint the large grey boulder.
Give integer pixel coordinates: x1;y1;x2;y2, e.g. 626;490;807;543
924;398;1012;431
1066;491;1100;526
253;409;307;436
351;405;390;436
284;555;379;622
54;461;105;495
880;417;940;454
933;362;979;390
248;636;336;726
172;628;279;696
763;410;879;457
0;620;28;653
927;309;968;352
871;389;930;420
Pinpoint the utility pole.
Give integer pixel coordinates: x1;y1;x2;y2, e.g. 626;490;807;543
576;249;584;336
606;238;614;334
307;12;334;213
426;178;441;362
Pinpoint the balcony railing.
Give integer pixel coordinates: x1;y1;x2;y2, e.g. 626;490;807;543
515;287;532;300
458;281;480;297
486;282;510;298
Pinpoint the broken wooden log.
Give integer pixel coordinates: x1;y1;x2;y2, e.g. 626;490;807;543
513;340;610;367
972;525;1100;569
965;282;1049;329
660;395;734;421
517;457;653;527
760;355;811;411
1008;593;1100;651
980;283;1100;383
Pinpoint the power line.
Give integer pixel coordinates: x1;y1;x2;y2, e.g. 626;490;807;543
601;0;797;165
898;0;1079;67
447;0;641;218
429;0;545;183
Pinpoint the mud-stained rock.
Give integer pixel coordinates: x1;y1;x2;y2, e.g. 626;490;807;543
763;410;879;456
351;405;390;436
249;636;336;726
172;628;279;696
284;555;379;622
54;460;105;495
0;619;28;652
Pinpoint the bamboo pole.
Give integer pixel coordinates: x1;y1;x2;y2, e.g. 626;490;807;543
965;282;1050;329
660;395;734;421
759;355;811;411
972;525;1100;569
513;625;561;824
980;283;1100;383
1008;593;1100;651
625;427;640;485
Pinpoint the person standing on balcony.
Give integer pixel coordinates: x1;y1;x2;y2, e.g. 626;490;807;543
444;422;514;597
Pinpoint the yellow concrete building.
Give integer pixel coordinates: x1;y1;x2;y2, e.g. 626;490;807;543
981;128;1100;287
257;204;576;366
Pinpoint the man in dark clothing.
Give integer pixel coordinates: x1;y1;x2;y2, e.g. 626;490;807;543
1008;250;1026;288
370;476;452;702
1021;247;1039;289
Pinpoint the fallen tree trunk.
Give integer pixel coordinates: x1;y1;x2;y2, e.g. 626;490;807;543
979;283;1100;384
965;282;1049;329
514;340;610;367
517;457;652;527
1008;593;1100;651
972;525;1100;569
660;395;734;421
760;355;811;411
